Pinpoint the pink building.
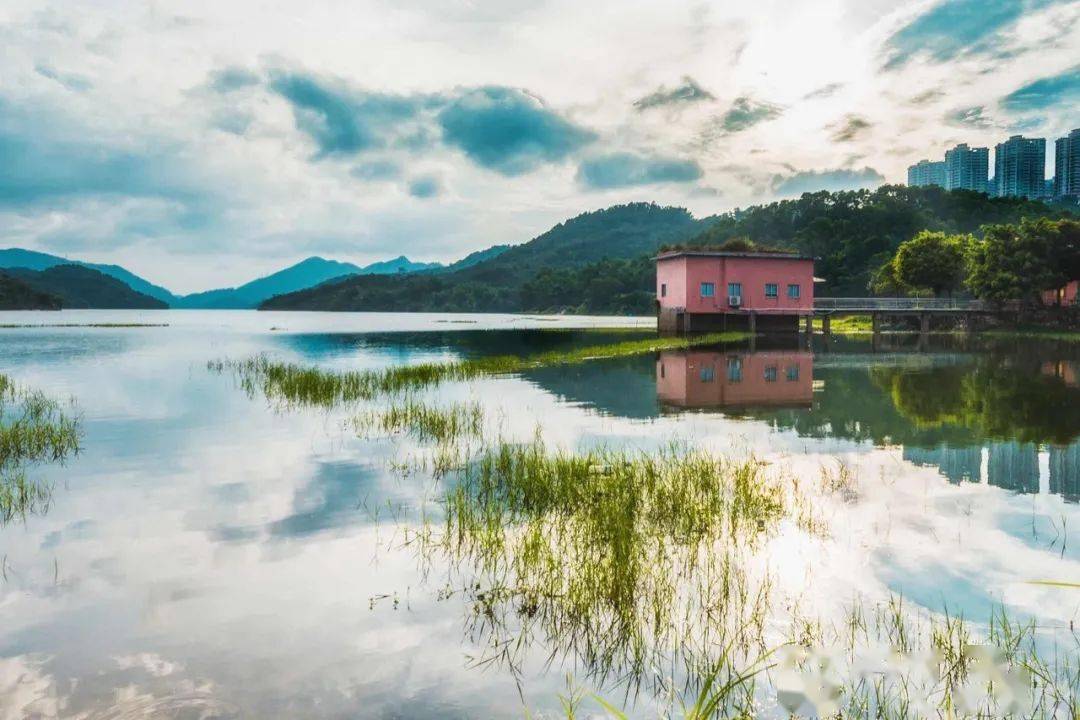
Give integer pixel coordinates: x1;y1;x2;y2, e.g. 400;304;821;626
1043;281;1079;307
656;350;813;409
656;250;815;333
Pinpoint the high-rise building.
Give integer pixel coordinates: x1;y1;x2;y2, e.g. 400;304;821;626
1055;128;1080;199
994;135;1046;199
907;159;946;187
944;143;989;194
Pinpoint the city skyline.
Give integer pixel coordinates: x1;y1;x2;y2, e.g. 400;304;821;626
1;0;1078;292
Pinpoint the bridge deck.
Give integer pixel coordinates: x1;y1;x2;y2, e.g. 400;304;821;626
813;298;991;314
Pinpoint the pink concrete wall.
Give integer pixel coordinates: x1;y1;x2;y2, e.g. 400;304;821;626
656;256;687;309
656;255;814;314
656;350;813;408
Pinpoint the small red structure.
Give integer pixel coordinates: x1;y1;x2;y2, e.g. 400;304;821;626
656;250;815;333
1043;281;1079;307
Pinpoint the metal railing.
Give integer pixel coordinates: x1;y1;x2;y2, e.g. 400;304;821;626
813;297;990;312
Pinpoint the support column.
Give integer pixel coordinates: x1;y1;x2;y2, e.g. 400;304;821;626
822;315;831;335
920;312;931;334
747;312;757;335
871;313;881;335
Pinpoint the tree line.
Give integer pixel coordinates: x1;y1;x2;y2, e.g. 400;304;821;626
875;218;1080;304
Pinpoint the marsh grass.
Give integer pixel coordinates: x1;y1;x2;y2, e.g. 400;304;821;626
0;373;81;522
411;436;799;699
0;323;168;329
210;331;749;408
354;397;484;445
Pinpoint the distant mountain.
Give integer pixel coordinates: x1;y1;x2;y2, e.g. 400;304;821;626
4;265;167;309
175;255;440;309
0;272;63;310
0;249;177;305
261;203;706;312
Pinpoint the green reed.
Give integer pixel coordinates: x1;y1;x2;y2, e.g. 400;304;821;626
0;373;81;522
354;397;483;445
211;331;748;408
412;436;796;696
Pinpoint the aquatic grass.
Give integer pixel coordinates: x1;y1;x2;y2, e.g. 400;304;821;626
417;437;796;693
0;323;168;329
210;331;749;408
0;373;81;523
353;398;483;445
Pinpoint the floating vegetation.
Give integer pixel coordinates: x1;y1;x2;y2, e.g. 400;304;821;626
210;331;749;408
0;323;169;329
353;398;483;445
0;373;81;522
410;437;799;697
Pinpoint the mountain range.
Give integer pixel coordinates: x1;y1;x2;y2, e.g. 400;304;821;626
0;250;448;310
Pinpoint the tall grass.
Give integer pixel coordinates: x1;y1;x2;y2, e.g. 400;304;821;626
210;331;748;408
353;397;483;445
0;373;81;522
412;436;796;699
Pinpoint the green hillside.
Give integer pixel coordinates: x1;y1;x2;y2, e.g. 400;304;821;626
0;272;63;310
263;187;1078;314
4;265;167;309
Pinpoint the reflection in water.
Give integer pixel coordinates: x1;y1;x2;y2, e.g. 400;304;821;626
656;349;812;410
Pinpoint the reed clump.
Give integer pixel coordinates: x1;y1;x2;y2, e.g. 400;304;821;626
0;373;81;522
354;398;483;445
419;437;793;692
211;332;748;408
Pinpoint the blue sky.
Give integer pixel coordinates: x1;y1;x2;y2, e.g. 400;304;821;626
0;0;1077;292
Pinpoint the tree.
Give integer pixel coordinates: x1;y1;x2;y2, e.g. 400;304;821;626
891;230;970;297
869;257;906;296
965;223;1058;304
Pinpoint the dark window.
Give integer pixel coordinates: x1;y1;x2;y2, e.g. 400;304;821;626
786;364;800;381
787;284;801;299
764;365;778;382
700;366;715;382
660;283;667;297
660;363;665;378
700;282;715;297
728;282;742;297
765;283;778;298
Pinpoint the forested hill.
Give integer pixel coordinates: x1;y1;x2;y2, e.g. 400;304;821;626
3;265;167;309
262;203;707;312
0;272;63;310
262;188;1077;314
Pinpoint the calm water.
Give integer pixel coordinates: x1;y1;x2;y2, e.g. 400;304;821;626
1;311;1078;718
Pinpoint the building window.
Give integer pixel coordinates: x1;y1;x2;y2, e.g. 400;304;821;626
727;282;742;297
700;282;715;297
787;284;801;299
764;365;778;382
660;283;667;298
660;363;665;378
726;357;742;382
700;366;715;382
765;283;778;298
786;364;800;382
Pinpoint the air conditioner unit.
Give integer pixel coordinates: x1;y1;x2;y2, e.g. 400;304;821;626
728;295;742;307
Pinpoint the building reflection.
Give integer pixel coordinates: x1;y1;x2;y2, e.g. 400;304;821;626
656;349;813;410
903;440;1080;501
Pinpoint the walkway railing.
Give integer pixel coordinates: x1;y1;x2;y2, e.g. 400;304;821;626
814;297;990;312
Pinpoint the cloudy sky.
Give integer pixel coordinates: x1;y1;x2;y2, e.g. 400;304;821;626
1;0;1078;292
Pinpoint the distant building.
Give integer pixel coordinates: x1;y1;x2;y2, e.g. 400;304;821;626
994;135;1046;200
944;143;990;194
907;159;945;187
1054;128;1080;199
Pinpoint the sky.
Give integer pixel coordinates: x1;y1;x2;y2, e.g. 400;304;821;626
0;0;1078;293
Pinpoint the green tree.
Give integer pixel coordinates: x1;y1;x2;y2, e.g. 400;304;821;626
891;230;970;296
965;223;1058;304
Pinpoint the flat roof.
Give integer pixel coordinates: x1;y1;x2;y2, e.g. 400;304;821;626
655;250;815;261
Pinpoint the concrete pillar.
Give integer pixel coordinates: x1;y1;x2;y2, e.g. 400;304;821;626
822;315;831;335
748;312;757;335
871;313;881;335
920;313;931;334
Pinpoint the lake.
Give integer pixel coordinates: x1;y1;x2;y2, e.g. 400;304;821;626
1;311;1078;718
